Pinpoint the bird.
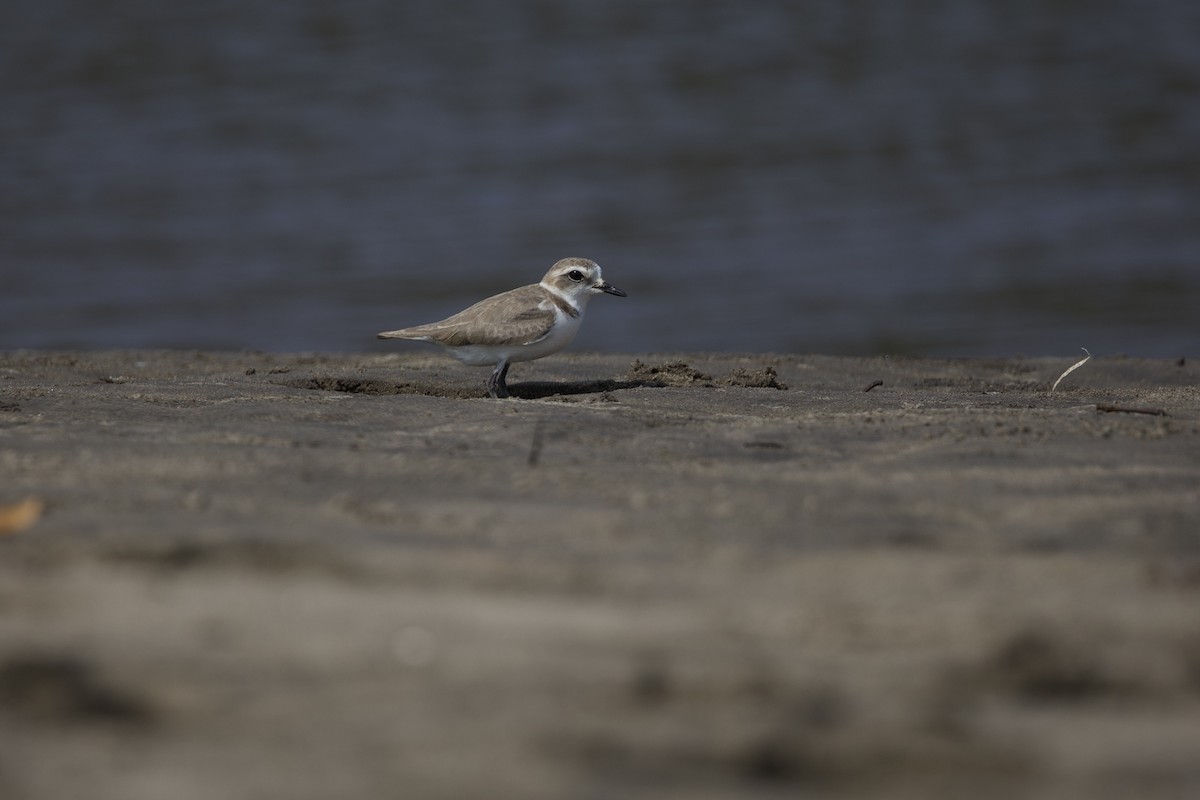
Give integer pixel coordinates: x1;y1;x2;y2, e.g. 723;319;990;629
377;258;626;398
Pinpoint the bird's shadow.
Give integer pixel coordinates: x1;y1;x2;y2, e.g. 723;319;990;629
508;378;662;399
286;376;664;400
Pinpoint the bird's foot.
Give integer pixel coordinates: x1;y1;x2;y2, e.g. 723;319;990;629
487;362;511;399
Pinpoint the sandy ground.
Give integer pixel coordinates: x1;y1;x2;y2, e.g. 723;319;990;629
1;349;1199;799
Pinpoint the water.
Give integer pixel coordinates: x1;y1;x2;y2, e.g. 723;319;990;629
2;0;1198;357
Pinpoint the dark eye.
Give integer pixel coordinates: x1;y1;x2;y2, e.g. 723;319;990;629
567;270;585;281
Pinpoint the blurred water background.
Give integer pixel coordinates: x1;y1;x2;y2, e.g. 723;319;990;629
2;0;1197;357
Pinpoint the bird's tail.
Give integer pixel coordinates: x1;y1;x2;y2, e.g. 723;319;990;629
377;328;425;340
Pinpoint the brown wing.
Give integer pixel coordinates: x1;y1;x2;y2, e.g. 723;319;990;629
386;285;556;347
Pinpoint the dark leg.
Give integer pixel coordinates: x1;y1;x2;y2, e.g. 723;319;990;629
487;360;511;398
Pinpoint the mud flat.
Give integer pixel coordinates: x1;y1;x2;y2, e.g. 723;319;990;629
2;350;1199;799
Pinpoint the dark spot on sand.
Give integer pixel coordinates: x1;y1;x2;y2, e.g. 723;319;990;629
630;663;672;706
0;653;155;725
984;631;1115;701
740;736;816;783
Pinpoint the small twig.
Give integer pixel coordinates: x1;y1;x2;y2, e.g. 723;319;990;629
862;380;883;393
1096;404;1168;417
1051;348;1091;392
527;417;546;467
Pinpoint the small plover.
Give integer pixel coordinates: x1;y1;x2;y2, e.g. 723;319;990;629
377;257;626;398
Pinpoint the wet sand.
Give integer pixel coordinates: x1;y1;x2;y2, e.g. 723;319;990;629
2;350;1199;799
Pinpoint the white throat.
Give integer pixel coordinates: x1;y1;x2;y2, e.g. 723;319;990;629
541;281;587;318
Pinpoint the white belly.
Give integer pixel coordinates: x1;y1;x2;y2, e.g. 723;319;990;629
447;313;583;366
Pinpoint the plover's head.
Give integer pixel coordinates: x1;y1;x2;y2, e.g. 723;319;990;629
541;257;627;301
